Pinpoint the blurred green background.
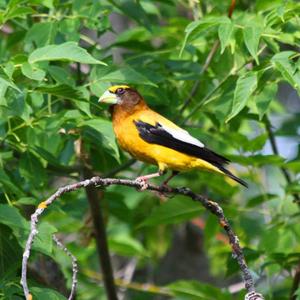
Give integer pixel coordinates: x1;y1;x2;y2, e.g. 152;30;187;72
0;0;300;299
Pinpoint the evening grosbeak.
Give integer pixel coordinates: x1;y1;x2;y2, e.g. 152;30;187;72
99;85;247;187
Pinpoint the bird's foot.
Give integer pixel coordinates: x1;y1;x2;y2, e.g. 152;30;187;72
245;292;264;300
135;171;162;191
135;176;149;191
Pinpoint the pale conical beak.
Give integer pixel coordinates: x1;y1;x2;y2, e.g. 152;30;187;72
98;90;118;104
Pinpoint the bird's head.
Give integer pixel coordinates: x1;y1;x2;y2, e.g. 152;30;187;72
99;85;144;112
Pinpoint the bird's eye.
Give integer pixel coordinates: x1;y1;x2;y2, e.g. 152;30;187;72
116;88;125;95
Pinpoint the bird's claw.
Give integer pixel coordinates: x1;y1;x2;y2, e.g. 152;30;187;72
245;292;264;300
135;177;148;191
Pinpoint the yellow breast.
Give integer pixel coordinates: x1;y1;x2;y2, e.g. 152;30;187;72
112;105;203;172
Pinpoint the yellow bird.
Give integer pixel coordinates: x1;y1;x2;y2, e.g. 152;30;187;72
99;85;247;187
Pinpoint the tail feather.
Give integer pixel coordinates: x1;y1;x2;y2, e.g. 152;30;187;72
218;166;248;188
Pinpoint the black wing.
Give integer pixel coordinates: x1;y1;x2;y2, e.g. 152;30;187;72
134;120;248;187
134;120;230;167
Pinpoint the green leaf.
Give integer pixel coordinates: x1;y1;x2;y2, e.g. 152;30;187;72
0;225;22;280
80;118;120;161
48;66;75;85
286;182;300;194
285;161;300;173
16;197;37;205
31;287;66;300
0;76;20;92
255;83;277;120
0;204;28;230
168;280;231;300
35;84;86;101
258;226;296;254
0;80;8;106
230;154;284;166
180;16;228;57
29;91;44;108
0;204;56;255
2;62;15;79
31;146;76;172
106;192;132;221
59;18;81;42
4;6;35;21
242;133;268;152
108;0;151;30
226;72;257;122
19;151;47;188
28;42;107;65
0;169;24;196
34;222;57;256
108;235;147;257
139;197;202;227
218;18;234;53
243;25;262;64
246;194;277;208
21;62;46;81
271;51;300;94
25;22;57;47
99;67;157;87
6;93;32;121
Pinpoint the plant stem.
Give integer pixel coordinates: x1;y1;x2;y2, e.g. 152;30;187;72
83;168;118;300
264;116;300;204
179;0;237;115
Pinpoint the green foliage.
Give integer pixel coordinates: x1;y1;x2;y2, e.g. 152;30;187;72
0;0;300;299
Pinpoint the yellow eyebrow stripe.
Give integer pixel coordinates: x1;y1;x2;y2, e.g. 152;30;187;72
108;85;130;93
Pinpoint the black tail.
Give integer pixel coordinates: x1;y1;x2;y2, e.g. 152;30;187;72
218;166;248;188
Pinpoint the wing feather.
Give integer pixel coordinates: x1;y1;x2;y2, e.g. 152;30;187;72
134;120;230;166
159;124;205;148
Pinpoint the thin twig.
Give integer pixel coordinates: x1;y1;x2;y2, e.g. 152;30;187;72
228;0;236;18
179;0;236;114
21;176;264;300
290;262;300;300
264;116;300;204
179;40;219;115
84;268;171;296
118;258;137;300
181;44;267;125
52;235;78;300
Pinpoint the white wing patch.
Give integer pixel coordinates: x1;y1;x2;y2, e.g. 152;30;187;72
160;124;205;148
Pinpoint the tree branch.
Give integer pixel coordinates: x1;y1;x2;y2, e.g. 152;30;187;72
83;168;118;300
228;0;236;18
52;235;78;300
21;177;264;300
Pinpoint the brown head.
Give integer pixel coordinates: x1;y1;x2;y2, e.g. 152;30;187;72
98;85;147;115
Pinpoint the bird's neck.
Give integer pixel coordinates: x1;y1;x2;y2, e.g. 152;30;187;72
112;100;148;121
